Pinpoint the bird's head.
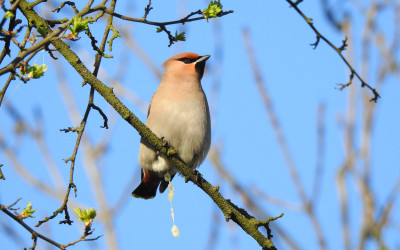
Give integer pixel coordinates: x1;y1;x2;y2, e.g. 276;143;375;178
162;52;210;82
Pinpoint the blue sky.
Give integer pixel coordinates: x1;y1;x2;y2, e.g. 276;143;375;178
1;0;400;250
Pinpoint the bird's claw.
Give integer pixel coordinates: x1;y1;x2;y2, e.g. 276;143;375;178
161;136;169;147
192;169;202;182
160;136;178;156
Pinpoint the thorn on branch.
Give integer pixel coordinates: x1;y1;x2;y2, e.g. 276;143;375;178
310;35;321;49
142;0;153;20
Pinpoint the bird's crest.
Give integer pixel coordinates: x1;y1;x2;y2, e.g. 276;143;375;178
162;52;200;66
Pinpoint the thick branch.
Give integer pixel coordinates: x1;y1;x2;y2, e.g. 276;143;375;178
16;1;277;248
50;35;278;249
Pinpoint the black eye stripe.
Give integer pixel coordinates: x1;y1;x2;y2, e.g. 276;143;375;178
177;57;200;64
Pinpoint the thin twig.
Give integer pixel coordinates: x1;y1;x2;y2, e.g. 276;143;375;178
46;24;279;249
311;103;326;202
208;146;302;250
286;0;380;102
0;73;15;107
142;0;153;20
105;9;233;26
243;28;327;250
0;202;100;249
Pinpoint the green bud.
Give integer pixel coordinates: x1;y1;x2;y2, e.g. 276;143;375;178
21;201;36;219
74;207;97;224
203;0;223;22
68;16;89;38
21;63;47;80
5;11;14;19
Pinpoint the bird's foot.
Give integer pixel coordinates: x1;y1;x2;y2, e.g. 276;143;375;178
161;136;178;156
192;169;202;182
161;136;169;147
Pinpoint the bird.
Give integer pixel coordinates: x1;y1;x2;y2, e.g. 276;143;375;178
132;52;211;199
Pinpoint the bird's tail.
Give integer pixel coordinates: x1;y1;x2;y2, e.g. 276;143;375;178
132;169;162;199
132;170;177;199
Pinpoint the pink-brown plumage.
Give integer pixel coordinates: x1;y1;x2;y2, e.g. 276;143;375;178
132;53;211;199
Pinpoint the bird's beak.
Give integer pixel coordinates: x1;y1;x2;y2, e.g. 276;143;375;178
196;55;211;64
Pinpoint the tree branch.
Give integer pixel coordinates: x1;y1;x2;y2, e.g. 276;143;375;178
15;1;276;248
285;0;380;102
17;9;279;250
0;201;100;249
49;27;279;250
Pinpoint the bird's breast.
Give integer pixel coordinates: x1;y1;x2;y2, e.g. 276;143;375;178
146;90;211;167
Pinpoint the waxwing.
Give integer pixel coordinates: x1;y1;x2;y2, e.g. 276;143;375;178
132;52;211;199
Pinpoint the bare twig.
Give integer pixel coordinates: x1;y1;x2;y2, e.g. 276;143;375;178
0;73;15;106
286;0;380;102
106;8;233;26
336;19;355;250
43;16;279;247
311;103;326;202
0;201;100;249
209;146;302;250
243;28;327;250
142;0;153;20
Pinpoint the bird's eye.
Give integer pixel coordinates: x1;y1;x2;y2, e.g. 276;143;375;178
178;57;192;64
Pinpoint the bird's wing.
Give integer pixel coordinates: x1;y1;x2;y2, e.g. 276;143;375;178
147;92;156;118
